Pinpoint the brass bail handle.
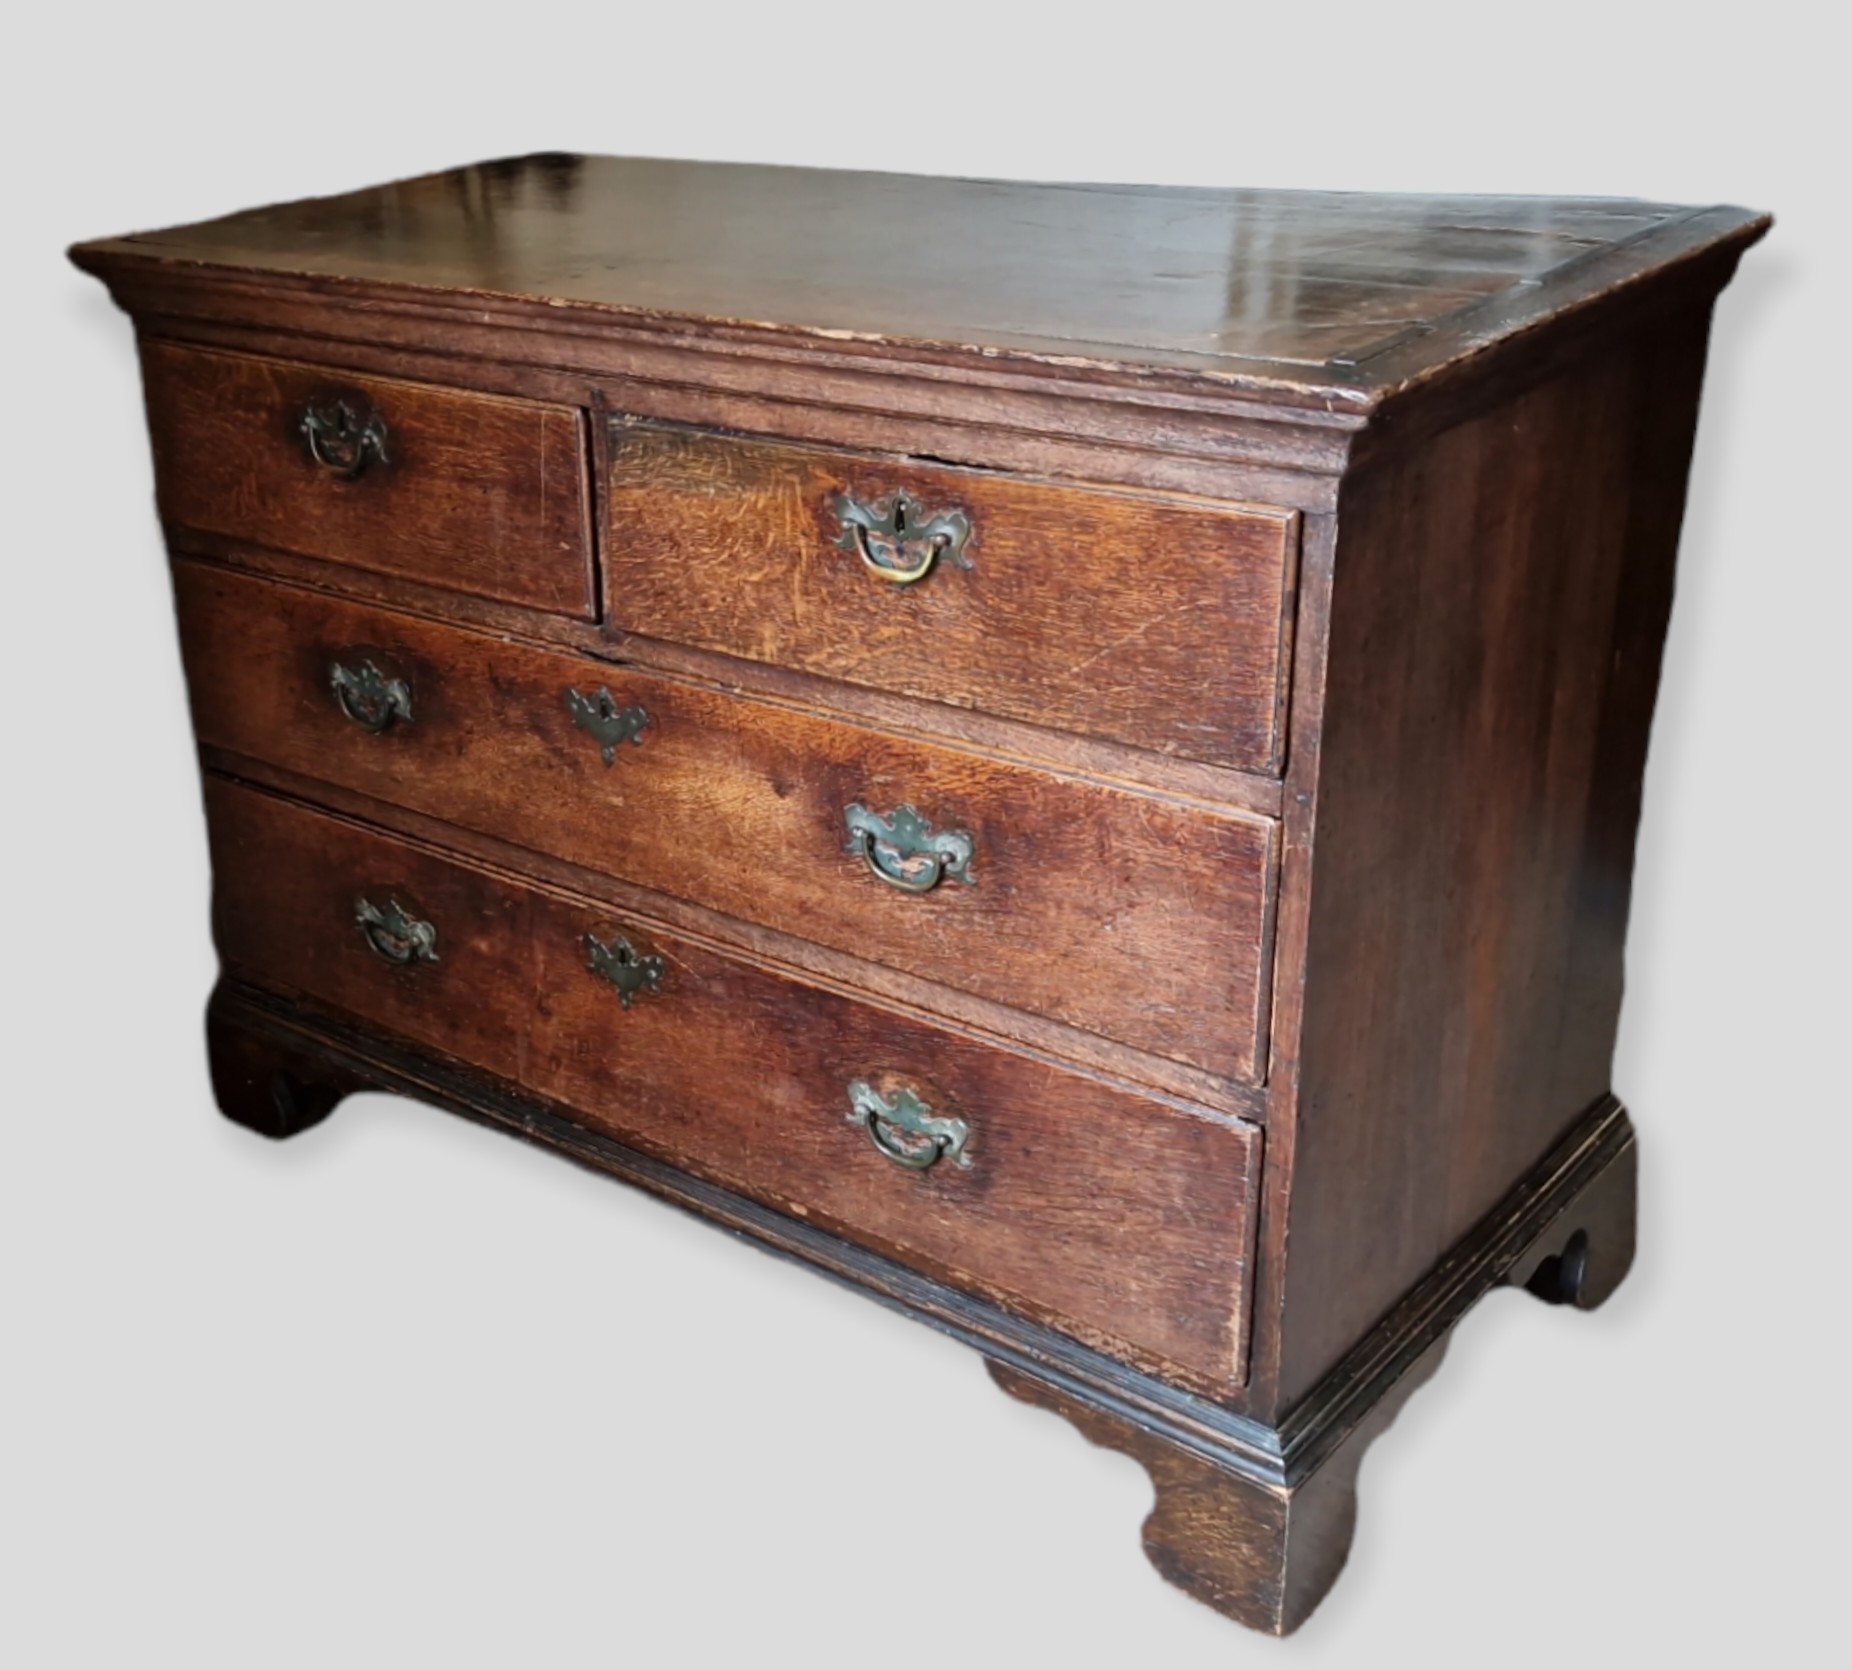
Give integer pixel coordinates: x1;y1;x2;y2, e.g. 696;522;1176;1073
354;896;438;965
830;489;973;586
843;803;976;894
300;397;389;480
846;1080;972;1171
329;658;412;733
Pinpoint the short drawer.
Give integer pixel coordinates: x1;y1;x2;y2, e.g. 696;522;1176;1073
604;420;1297;773
177;563;1276;1084
205;779;1263;1387
140;342;595;617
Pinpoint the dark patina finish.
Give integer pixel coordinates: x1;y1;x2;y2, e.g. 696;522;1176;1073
73;154;1768;1640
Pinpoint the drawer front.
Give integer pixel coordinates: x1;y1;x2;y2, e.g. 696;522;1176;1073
604;421;1296;773
178;564;1277;1084
141;342;596;618
205;779;1262;1387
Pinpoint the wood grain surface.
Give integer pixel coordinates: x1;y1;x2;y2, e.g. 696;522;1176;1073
76;155;1734;383
988;1338;1445;1634
175;561;1278;1083
1266;299;1717;1405
141;341;594;616
604;420;1296;771
65;153;1770;1637
204;777;1263;1386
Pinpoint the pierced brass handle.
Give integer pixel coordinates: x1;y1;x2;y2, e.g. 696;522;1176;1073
354;897;438;965
330;658;411;733
300;398;389;479
847;1080;972;1171
584;929;664;1008
844;803;975;894
566;686;650;765
830;489;972;586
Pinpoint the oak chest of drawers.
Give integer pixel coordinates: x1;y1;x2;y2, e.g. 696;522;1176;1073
71;156;1767;1634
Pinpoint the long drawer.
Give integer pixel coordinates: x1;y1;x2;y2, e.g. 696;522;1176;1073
141;343;596;618
176;562;1277;1084
604;420;1297;772
204;778;1263;1386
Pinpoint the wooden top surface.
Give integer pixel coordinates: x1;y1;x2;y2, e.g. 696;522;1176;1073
73;153;1768;404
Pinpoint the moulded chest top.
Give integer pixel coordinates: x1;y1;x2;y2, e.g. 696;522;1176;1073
72;153;1769;409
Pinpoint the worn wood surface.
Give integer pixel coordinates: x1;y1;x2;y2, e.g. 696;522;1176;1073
141;341;594;617
176;560;1277;1083
108;285;1364;510
167;529;1287;818
1262;300;1714;1408
204;778;1262;1386
74;155;1763;400
206;976;1283;1412
69;155;1768;1637
988;1344;1444;1636
983;1095;1637;1631
198;987;1635;1632
604;420;1295;771
174;536;1288;818
201;747;1267;1120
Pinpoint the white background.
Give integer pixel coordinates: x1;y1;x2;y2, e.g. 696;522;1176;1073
4;5;1843;1665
